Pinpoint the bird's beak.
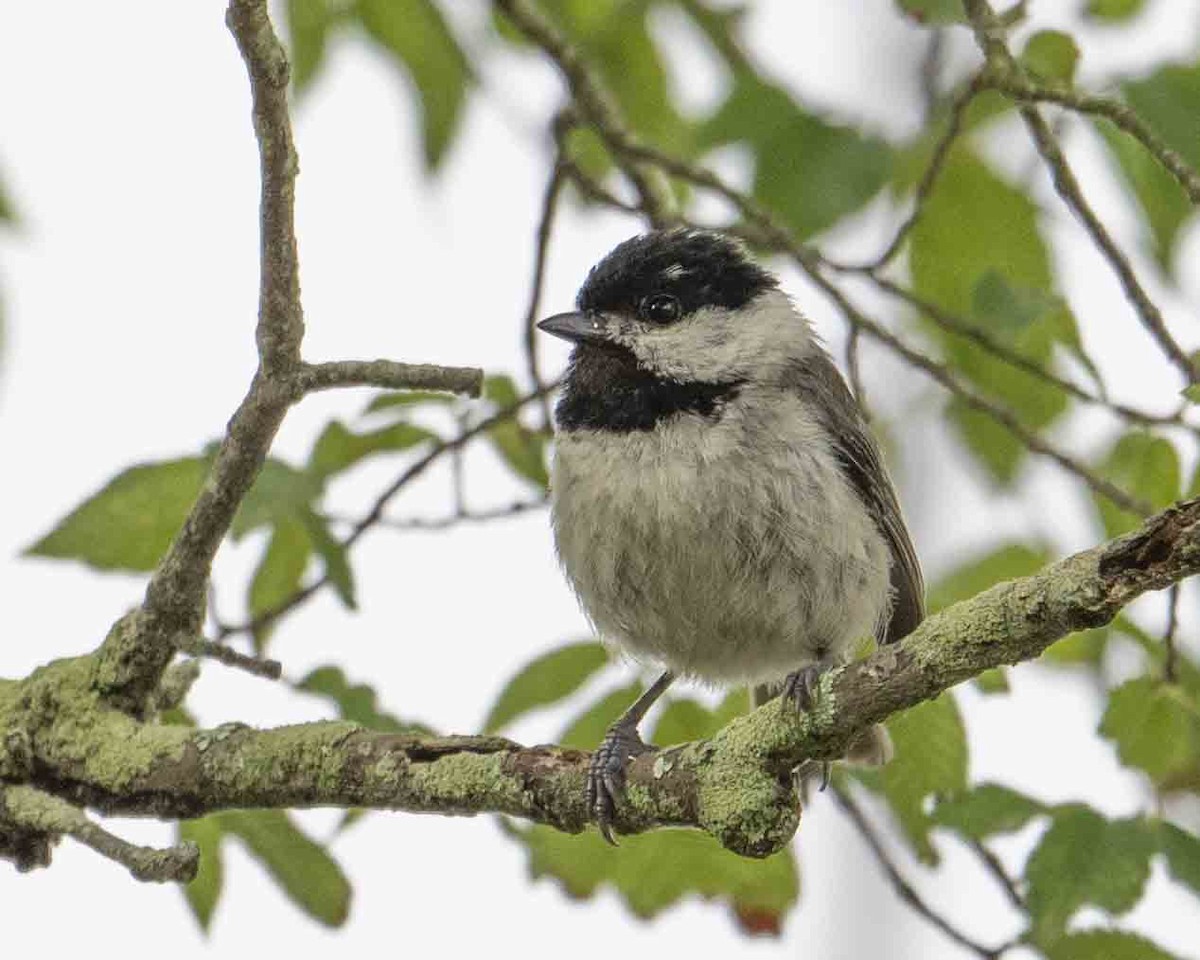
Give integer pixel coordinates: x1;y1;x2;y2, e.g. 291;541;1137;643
537;311;615;347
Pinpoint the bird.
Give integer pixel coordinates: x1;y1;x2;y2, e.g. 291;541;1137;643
537;228;924;843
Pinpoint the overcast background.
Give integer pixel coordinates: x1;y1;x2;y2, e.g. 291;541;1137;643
2;1;1198;957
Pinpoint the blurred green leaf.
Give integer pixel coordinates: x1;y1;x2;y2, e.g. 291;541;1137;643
928;542;1050;612
517;825;798;932
179;817;225;934
1042;627;1110;667
356;0;472;169
1025;807;1155;946
298;664;427;732
308;419;435;479
27;457;209;571
285;0;332;93
248;517;312;652
220;810;351;928
909;148;1063;483
974;667;1010;694
1100;677;1200;783
1085;0;1148;20
363;390;458;414
233;458;324;539
1020;30;1079;87
485;641;609;733
652;691;747;746
1093;431;1180;538
1045;930;1179;960
701;72;891;239
857;694;968;863
894;0;965;24
300;508;356;609
485;376;549;491
1156;821;1200;898
560;683;643;750
933;782;1045;839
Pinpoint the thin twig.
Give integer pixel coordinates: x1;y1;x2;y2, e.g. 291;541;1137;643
831;783;1008;959
841;73;985;273
295;360;483;397
176;635;282;680
961;0;1195;385
524;158;567;427
1164;583;1180;683
967;837;1025;910
493;0;674;224
327;498;549;534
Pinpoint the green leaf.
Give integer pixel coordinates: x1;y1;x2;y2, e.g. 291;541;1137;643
355;0;472;169
363;390;458;414
893;0;965;24
1045;930;1179;960
299;508;356;609
857;694;968;863
285;0;332;93
220;810;351;928
560;683;643;750
1100;677;1200;782
27;457;209;571
974;667;1010;694
928;542;1050;613
1093;432;1180;538
909;147;1063;483
1086;0;1148;20
298;665;426;732
933;783;1045;839
1042;627;1110;667
701;72;892;239
483;375;549;489
179;817;225;934
1020;30;1079;87
307;419;435;479
1025;807;1155;946
484;641;609;733
232;457;324;540
517;825;798;931
1156;821;1200;898
247;517;312;653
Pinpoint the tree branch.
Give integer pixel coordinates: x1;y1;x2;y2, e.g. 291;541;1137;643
10;499;1200;862
1;785;198;882
295;360;483;397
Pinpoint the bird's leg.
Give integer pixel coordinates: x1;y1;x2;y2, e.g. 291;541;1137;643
587;670;675;845
780;653;841;790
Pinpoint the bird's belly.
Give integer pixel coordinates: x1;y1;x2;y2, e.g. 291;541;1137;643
550;423;891;684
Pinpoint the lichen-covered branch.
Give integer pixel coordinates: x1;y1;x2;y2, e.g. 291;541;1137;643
7;499;1199;869
295;360;483;397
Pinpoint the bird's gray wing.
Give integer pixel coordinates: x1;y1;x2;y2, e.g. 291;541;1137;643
784;352;925;644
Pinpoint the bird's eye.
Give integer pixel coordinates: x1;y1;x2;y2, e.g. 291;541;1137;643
640;293;681;324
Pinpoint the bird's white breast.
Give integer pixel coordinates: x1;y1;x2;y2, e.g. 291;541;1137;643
549;392;892;684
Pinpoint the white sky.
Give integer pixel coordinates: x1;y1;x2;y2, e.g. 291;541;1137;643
1;2;1198;958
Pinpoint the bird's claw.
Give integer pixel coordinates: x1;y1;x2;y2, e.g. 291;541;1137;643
587;723;653;845
782;664;834;791
781;663;830;715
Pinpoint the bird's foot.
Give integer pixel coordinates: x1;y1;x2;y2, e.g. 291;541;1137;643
781;663;836;791
780;662;833;715
587;722;654;845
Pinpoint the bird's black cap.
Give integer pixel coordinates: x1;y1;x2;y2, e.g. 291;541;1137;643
576;229;777;318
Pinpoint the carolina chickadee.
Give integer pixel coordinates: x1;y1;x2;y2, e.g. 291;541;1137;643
538;229;924;842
